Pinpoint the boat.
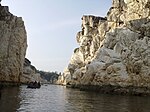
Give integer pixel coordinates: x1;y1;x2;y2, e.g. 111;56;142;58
27;81;41;89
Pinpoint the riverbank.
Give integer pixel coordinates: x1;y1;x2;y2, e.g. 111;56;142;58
67;84;150;96
1;80;150;96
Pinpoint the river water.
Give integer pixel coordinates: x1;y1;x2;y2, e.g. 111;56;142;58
0;85;150;112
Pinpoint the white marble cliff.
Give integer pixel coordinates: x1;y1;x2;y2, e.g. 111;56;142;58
0;3;43;84
0;3;27;83
58;0;150;95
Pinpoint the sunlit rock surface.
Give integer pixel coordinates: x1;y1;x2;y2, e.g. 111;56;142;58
0;5;27;83
58;0;150;95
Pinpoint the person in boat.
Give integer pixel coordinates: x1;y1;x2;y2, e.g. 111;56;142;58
37;82;41;87
27;81;41;88
33;81;37;86
27;81;34;88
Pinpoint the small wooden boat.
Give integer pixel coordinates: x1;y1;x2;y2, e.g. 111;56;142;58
27;82;41;89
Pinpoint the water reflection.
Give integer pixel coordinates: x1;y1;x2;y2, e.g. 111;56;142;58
0;87;21;112
0;85;150;112
46;86;150;112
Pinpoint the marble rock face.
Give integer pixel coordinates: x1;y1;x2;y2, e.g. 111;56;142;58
20;58;43;83
0;5;27;83
58;0;150;89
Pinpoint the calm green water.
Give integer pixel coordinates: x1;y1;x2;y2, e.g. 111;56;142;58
0;85;150;112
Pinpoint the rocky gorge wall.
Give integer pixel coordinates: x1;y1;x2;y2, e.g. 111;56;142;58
58;0;150;95
0;2;56;85
0;3;27;84
20;58;43;84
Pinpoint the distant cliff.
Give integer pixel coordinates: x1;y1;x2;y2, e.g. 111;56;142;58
38;70;60;84
21;58;59;84
58;0;150;95
20;58;44;84
0;4;27;83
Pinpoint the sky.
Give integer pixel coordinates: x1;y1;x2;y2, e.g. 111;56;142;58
2;0;112;72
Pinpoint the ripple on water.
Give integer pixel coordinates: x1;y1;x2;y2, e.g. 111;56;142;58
1;85;150;112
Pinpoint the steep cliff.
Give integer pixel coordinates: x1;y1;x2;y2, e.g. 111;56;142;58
59;0;150;95
20;58;43;84
0;4;27;83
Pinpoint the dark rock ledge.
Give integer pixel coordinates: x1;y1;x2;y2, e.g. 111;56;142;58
67;84;150;96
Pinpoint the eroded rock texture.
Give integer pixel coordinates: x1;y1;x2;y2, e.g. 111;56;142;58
20;58;43;83
0;5;27;83
58;0;150;94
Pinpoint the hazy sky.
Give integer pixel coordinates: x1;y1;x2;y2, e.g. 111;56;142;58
2;0;112;72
